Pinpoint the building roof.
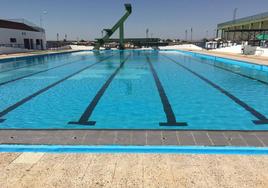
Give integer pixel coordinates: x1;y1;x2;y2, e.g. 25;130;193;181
0;19;42;32
218;11;268;29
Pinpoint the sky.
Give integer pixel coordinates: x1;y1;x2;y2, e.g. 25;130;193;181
0;0;268;41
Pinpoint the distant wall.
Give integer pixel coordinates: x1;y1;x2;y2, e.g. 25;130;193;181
211;45;242;54
243;45;268;56
260;48;268;57
70;45;95;50
159;44;203;51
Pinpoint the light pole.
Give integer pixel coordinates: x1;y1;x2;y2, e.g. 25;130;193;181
146;28;149;39
40;11;47;28
233;8;238;23
190;28;193;42
57;33;59;48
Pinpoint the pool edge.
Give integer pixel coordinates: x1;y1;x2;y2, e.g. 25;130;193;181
0;144;268;155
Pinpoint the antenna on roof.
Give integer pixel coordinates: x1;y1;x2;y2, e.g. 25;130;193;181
40;10;47;28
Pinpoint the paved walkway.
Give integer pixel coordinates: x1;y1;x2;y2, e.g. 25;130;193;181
0;152;267;188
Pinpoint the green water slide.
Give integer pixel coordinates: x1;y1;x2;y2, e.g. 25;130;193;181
94;4;132;50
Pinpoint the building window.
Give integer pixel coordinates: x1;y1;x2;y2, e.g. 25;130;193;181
10;38;16;43
36;39;40;45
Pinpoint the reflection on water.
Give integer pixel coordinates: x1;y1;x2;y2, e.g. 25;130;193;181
214;61;268;84
0;53;79;73
124;80;133;95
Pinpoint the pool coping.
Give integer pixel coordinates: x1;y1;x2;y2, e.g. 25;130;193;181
0;130;267;148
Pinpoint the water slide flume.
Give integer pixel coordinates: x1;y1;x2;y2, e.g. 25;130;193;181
94;4;132;50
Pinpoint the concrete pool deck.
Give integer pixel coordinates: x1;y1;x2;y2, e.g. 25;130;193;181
0;152;267;187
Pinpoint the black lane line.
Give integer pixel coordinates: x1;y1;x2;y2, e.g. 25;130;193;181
162;55;268;125
0;58;85;87
145;55;187;126
68;54;130;126
0;55;114;123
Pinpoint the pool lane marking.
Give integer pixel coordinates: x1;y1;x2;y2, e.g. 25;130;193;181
145;55;187;126
0;58;88;87
162;55;268;125
0;55;114;123
68;54;130;126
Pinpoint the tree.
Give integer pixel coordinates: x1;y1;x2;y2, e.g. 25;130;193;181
166;39;172;43
202;38;209;42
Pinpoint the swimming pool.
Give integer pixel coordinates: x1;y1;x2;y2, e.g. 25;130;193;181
0;50;268;130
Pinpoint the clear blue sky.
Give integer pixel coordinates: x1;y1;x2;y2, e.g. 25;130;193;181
0;0;268;40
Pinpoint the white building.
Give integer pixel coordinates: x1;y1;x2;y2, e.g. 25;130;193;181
0;19;46;53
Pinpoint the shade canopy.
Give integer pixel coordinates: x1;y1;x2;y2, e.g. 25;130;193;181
256;34;268;40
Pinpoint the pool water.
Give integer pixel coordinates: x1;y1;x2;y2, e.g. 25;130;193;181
0;50;268;130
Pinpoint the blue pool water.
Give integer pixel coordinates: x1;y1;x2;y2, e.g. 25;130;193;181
0;50;268;130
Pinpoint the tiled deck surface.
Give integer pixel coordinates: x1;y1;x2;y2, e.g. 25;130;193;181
0;130;267;147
